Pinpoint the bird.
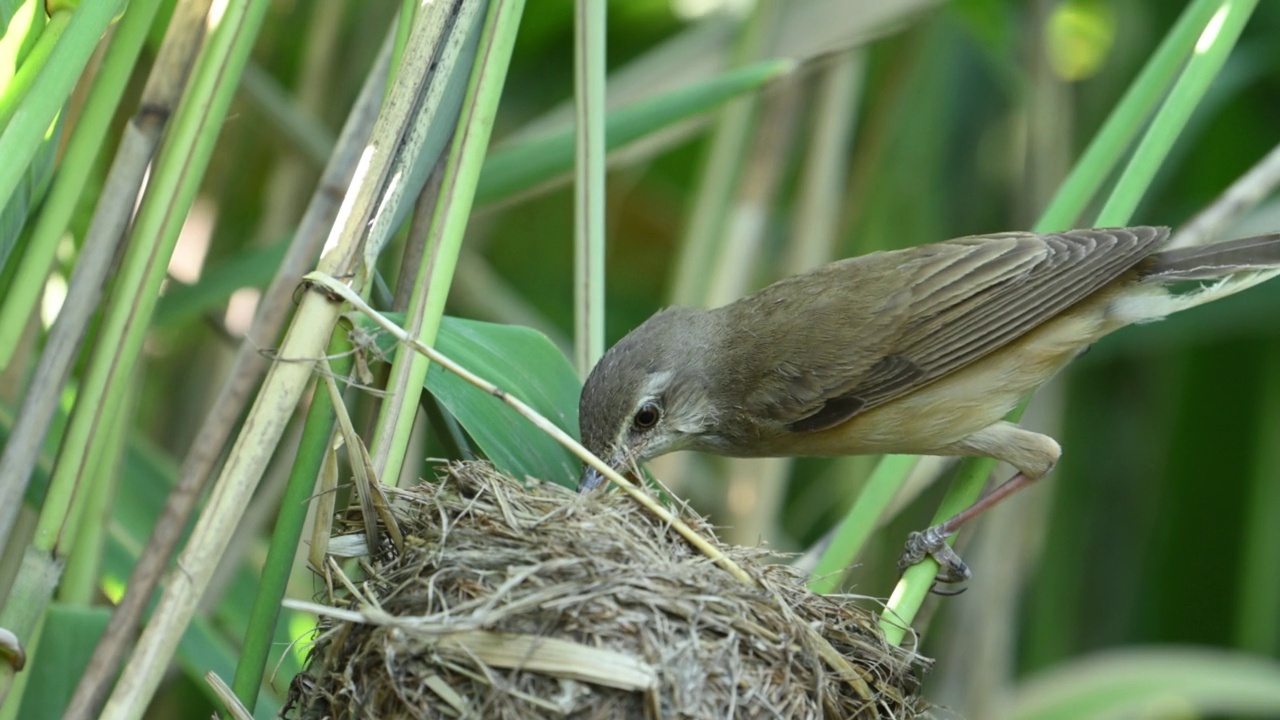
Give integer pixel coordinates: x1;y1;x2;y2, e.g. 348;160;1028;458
576;226;1280;584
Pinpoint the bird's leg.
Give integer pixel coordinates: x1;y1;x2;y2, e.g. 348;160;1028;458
898;470;1039;583
897;422;1061;586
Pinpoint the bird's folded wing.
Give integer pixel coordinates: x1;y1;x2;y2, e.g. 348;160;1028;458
774;226;1168;432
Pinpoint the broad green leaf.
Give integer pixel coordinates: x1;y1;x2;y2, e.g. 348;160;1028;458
0;114;58;269
0;0;125;218
18;605;110;720
424;316;581;487
1010;647;1280;720
475;58;793;205
0;0;43;86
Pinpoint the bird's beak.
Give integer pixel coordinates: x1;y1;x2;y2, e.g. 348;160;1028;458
578;465;607;493
579;449;629;493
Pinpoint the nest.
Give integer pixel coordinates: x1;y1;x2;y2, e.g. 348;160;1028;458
284;462;928;719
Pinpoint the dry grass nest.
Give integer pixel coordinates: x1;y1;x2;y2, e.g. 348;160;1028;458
284;461;930;719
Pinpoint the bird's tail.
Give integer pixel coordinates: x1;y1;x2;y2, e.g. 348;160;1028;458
1118;232;1280;321
1142;232;1280;280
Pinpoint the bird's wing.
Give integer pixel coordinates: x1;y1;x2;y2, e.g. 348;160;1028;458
752;226;1168;433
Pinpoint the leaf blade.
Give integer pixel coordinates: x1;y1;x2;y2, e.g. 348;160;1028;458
426;316;581;487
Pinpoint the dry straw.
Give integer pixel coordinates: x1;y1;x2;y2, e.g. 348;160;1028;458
283;462;928;719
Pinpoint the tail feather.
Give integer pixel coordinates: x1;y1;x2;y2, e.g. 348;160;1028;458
1142;232;1280;280
1107;231;1280;325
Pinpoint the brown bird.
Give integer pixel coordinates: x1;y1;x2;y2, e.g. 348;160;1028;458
577;226;1280;583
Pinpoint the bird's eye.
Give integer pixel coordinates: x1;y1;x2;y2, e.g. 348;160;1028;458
632;402;661;430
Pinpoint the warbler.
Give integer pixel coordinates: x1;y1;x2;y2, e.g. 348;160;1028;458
576;226;1280;582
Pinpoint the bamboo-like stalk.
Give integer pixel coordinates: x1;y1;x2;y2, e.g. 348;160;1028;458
60;24;393;720
1098;0;1257;225
0;12;69;130
365;0;518;490
0;0;213;544
96;1;486;714
0;0;143;553
0;0;163;372
572;0;607;378
0;0;221;706
783;49;864;276
0;1;125;204
1037;0;1226;231
57;373;134;606
669;0;781;307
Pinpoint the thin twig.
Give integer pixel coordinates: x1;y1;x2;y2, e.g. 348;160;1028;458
205;672;253;720
1169;140;1280;249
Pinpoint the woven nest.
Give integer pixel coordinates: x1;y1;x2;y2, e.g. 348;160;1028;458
283;461;928;719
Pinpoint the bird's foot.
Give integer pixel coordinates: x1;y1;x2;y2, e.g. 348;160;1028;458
898;525;971;593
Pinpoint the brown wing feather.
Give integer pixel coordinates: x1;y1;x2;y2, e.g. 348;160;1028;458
724;227;1169;433
893;229;1166;373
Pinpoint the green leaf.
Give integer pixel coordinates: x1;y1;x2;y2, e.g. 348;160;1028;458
0;114;58;269
475;58;794;205
425;316;581;488
17;605;109;720
1010;648;1280;720
0;0;44;81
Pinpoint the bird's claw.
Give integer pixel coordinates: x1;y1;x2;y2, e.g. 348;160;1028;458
898;525;972;593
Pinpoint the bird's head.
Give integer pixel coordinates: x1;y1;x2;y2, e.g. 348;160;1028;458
577;306;722;491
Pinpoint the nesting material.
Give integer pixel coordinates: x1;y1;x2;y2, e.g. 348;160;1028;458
284;462;928;719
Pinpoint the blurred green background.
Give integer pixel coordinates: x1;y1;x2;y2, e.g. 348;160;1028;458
4;0;1280;717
